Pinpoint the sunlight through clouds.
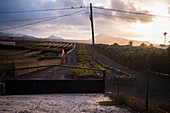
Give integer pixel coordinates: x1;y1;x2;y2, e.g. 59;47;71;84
0;0;169;44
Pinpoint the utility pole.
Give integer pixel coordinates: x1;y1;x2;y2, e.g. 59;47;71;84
164;32;167;45
90;3;95;68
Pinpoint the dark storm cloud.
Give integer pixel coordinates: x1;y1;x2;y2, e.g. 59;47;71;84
110;0;154;23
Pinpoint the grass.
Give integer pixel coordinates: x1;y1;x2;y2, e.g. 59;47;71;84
115;74;126;78
99;92;169;113
99;101;115;106
69;45;106;78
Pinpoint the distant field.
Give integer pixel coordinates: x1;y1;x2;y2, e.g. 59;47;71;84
0;40;75;77
95;44;170;75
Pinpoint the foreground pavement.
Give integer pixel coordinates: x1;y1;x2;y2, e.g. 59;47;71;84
0;94;133;113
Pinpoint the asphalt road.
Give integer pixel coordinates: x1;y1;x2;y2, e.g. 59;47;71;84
86;45;170;103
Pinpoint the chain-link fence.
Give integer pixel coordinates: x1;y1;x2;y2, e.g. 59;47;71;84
105;66;170;113
86;44;170;113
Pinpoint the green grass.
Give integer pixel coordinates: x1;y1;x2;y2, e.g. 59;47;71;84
115;74;127;78
69;45;105;78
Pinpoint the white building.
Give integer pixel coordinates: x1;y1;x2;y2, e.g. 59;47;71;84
156;45;169;49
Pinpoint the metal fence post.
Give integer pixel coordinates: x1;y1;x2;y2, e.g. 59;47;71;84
146;70;149;113
117;74;120;95
0;71;6;95
103;69;106;94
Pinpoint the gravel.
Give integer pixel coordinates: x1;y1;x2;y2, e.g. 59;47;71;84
0;94;132;113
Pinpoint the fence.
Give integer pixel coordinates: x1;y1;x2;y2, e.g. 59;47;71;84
85;44;170;113
0;65;106;95
0;57;61;77
97;60;170;113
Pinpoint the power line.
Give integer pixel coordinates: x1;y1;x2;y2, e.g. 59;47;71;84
92;11;151;22
0;6;86;14
93;10;161;38
0;17;52;23
93;6;170;19
0;9;87;31
0;13;88;24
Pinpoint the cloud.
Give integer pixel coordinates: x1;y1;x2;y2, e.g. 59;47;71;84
110;0;154;23
0;0;145;40
137;0;170;5
0;0;93;39
0;0;165;44
92;15;143;39
0;0;87;27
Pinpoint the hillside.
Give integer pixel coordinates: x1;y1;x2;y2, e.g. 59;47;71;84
0;32;90;43
0;32;155;46
90;34;154;46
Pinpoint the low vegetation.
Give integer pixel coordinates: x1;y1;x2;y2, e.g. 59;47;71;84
99;92;169;113
69;45;105;78
69;45;136;83
95;44;170;75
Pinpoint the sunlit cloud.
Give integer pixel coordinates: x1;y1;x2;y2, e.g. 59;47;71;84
0;0;169;44
109;0;155;23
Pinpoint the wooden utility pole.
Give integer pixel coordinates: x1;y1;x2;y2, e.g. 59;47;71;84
90;3;95;68
164;32;167;45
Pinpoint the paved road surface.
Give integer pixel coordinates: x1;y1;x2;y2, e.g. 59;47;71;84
86;45;170;103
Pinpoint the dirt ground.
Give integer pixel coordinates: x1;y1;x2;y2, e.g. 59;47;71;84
0;94;132;113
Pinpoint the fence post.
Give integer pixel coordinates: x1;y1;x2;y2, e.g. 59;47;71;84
146;69;149;113
103;69;106;94
117;74;120;95
0;71;6;95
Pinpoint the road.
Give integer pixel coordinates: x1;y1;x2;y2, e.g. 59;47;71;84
15;45;79;80
86;45;170;103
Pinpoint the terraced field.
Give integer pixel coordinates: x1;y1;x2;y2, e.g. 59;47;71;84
0;41;75;77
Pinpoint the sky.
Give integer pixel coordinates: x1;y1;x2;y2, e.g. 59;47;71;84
0;0;170;44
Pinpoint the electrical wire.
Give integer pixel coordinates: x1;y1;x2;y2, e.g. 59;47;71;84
0;6;87;14
92;10;161;38
0;9;87;31
0;17;53;24
92;11;151;22
93;6;170;19
0;12;88;24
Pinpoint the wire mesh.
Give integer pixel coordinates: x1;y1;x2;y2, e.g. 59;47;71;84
106;67;170;113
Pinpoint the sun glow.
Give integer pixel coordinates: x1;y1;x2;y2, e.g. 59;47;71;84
131;3;170;44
